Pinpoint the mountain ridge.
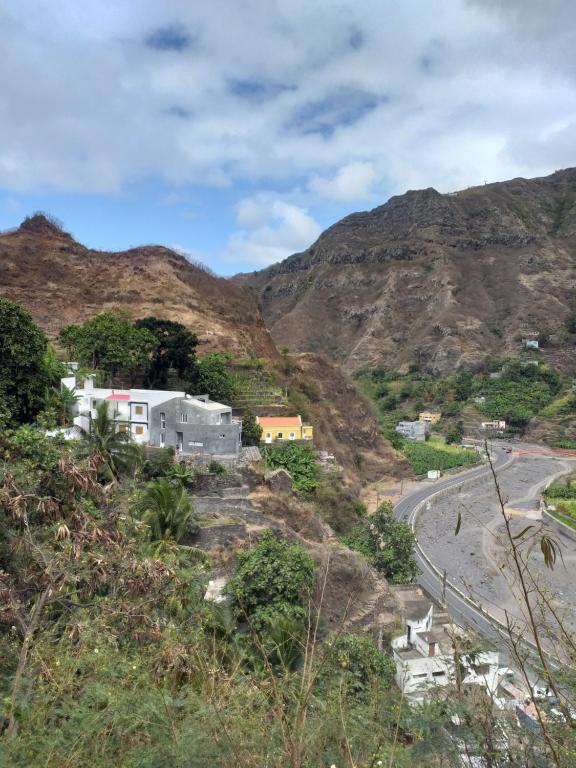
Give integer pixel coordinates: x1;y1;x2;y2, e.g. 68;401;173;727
238;167;576;374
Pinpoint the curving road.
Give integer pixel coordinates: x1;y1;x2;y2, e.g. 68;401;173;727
394;446;519;646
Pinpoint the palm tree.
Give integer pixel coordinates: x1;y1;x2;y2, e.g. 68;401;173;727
44;385;79;426
79;401;142;480
137;477;197;543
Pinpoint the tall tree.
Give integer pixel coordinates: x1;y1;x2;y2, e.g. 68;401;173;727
59;313;157;385
0;300;56;424
196;353;237;403
79;401;143;481
134;317;198;388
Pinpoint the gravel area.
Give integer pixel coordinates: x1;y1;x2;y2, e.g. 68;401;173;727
416;456;576;630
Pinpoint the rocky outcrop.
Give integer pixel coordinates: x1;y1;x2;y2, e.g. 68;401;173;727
240;168;576;374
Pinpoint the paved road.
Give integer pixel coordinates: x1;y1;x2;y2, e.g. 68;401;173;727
394;446;521;646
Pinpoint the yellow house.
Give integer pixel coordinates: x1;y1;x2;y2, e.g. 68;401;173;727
418;411;441;425
256;416;313;444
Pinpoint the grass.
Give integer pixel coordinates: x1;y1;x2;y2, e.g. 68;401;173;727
547;506;576;530
402;438;482;475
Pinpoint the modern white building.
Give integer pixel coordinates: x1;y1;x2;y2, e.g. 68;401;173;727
61;375;242;458
391;603;508;702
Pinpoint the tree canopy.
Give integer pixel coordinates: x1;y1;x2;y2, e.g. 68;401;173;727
135;317;198;388
59;313;157;385
0;299;61;424
343;501;419;584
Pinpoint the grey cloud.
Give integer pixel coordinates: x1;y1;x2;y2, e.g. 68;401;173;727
145;24;193;52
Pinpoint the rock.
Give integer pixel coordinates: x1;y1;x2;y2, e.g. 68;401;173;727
265;468;294;493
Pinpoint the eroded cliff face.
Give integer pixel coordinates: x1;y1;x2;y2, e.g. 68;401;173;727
0;215;277;359
240;169;576;374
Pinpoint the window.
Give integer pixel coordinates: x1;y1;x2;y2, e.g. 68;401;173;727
134;425;144;436
289;432;296;440
180;412;188;423
432;671;446;678
220;433;226;438
160;412;166;429
277;432;283;440
188;441;203;447
117;424;127;433
134;405;144;415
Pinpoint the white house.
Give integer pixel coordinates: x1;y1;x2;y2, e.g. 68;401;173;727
391;603;507;702
481;420;506;431
61;375;242;458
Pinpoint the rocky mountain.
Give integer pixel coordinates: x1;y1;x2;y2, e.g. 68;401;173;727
0;214;407;481
239;168;576;374
0;214;276;358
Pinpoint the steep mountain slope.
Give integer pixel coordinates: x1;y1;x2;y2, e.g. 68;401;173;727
240;168;576;374
0;214;408;481
0;214;276;358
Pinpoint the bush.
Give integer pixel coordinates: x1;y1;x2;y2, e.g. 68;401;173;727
343;502;419;584
141;447;176;480
262;444;320;492
208;460;226;475
544;480;576;500
225;529;314;629
323;633;396;699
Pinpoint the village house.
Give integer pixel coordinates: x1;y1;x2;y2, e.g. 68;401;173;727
61;375;242;459
256;415;313;444
391;602;508;703
418;410;441;425
396;420;426;441
481;419;506;431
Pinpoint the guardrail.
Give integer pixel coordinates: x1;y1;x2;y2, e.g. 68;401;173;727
401;454;550;662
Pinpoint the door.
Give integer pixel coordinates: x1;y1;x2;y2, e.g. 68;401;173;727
265;432;272;444
176;431;183;451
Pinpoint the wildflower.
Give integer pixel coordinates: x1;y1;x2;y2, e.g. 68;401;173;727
94;648;99;654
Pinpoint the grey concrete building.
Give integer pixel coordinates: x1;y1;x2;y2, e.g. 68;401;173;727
149;394;242;458
396;420;426;442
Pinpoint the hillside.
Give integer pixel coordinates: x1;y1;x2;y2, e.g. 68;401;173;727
239;168;576;374
0;214;276;359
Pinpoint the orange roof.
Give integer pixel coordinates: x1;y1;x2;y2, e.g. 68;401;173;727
257;416;302;427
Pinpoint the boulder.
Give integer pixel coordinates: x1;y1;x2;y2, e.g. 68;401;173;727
265;468;294;493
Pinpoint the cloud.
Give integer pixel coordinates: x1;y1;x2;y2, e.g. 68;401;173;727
145;24;194;52
309;161;377;201
2;1;576;268
227;193;321;269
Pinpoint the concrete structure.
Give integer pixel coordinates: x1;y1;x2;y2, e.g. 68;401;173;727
62;375;241;459
256;415;313;444
396;420;426;441
481;419;506;431
418;410;441;425
523;338;539;350
392;603;506;702
149;394;241;457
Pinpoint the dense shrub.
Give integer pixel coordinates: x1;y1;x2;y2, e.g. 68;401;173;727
262;443;320;492
225;529;314;629
343;502;419;584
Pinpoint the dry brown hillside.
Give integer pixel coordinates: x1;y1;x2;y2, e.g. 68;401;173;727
0;214;276;359
239;168;576;375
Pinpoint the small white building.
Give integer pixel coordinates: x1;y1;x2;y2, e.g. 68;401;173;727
481;420;506;431
396;420;426;442
391;604;506;702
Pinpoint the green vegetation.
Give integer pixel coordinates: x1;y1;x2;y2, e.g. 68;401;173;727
402;439;481;475
59;312;158;384
135;316;199;388
60;312;239;403
78;400;143;481
240;409;263;445
262;443;320;492
135;477;199;543
0;299;65;425
225;529;314;629
343;501;419;584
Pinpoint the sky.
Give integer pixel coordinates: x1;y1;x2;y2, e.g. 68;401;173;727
1;0;576;275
